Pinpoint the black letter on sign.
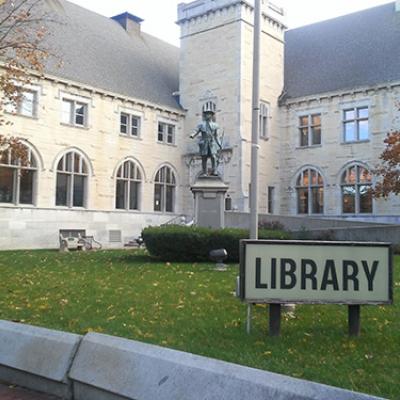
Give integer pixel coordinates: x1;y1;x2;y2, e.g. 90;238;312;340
280;259;297;289
362;261;379;291
271;258;277;289
301;259;317;290
256;257;268;289
343;260;359;291
321;260;339;291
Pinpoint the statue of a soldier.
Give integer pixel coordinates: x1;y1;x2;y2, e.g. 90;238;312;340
190;102;222;176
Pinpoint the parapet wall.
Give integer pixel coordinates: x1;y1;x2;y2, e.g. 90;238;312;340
0;320;384;400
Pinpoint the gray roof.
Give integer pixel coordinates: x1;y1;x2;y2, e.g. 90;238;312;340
284;2;400;100
43;0;181;110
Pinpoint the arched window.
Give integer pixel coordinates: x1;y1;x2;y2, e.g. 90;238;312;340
0;145;37;205
296;168;324;214
56;151;89;208
154;166;176;213
115;160;142;210
341;164;372;214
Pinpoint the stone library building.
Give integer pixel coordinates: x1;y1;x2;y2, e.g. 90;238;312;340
1;0;400;249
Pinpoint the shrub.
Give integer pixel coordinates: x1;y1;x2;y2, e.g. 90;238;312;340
258;220;286;231
142;225;291;263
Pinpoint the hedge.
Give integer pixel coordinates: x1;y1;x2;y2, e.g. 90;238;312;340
141;225;291;263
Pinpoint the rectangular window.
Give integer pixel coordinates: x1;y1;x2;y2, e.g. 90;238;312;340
267;186;274;214
120;112;141;137
343;107;369;142
6;90;37;117
259;102;269;139
61;98;88;127
298;113;321;147
158;122;175;144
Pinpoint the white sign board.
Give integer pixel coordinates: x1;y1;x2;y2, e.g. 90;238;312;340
240;241;393;304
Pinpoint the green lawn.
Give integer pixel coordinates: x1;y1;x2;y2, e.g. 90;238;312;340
0;250;398;399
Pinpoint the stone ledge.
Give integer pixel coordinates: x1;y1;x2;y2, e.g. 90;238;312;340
0;321;82;399
69;332;383;400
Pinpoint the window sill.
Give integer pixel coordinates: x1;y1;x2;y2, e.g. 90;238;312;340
60;123;89;131
55;206;87;210
4;111;38;120
119;134;142;141
115;208;141;213
157;141;177;147
0;203;36;208
296;144;322;150
341;139;370;145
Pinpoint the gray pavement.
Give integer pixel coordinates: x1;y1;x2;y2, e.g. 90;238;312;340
0;383;60;400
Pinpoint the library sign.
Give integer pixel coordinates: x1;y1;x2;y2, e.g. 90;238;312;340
239;240;393;336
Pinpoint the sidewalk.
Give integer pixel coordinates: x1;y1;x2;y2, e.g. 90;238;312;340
0;384;60;400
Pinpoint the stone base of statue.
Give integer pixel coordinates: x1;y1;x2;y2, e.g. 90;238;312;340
191;175;229;229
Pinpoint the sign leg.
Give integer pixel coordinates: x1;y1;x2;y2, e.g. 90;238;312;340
269;304;281;337
348;305;361;336
246;304;252;334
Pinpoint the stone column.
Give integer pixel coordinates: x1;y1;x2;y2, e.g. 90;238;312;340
191;176;229;229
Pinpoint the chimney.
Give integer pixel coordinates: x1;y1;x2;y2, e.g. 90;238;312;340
111;12;144;35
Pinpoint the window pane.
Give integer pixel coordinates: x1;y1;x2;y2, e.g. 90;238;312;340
311;114;321;126
166;185;174;212
115;180;126;209
65;153;73;172
154;183;163;211
19;169;34;204
359;120;369;141
299;116;308;126
56;173;69;206
358;107;368;119
120;113;128;134
312;187;323;214
344;122;356;142
75;103;85;126
158;123;164;142
344;109;355;121
73;175;85;207
74;153;80;173
62;100;72;124
299;128;308;147
131;117;140;136
359;185;372;213
167;125;174;144
0;167;14;203
342;186;355;214
359;167;372;183
129;182;140;210
20;91;35;117
297;188;308;214
311;126;321;145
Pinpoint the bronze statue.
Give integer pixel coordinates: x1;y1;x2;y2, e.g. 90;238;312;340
190;102;222;176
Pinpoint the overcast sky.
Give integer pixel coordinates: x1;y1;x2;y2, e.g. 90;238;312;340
68;0;394;46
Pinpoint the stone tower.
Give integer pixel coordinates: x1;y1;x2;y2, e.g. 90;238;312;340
177;0;286;213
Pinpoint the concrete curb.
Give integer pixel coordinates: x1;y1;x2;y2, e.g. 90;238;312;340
0;320;81;399
0;321;386;400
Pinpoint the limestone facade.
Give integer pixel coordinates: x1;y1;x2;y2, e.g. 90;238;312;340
1;0;400;249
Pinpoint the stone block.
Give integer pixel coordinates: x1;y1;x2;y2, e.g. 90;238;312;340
0;320;82;399
70;332;382;400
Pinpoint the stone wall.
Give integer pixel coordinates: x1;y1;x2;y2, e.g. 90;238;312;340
0;320;383;400
0;207;177;250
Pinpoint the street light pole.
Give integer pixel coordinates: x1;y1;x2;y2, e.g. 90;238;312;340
250;0;261;240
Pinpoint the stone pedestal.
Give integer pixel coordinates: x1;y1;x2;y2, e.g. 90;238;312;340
191;176;229;229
